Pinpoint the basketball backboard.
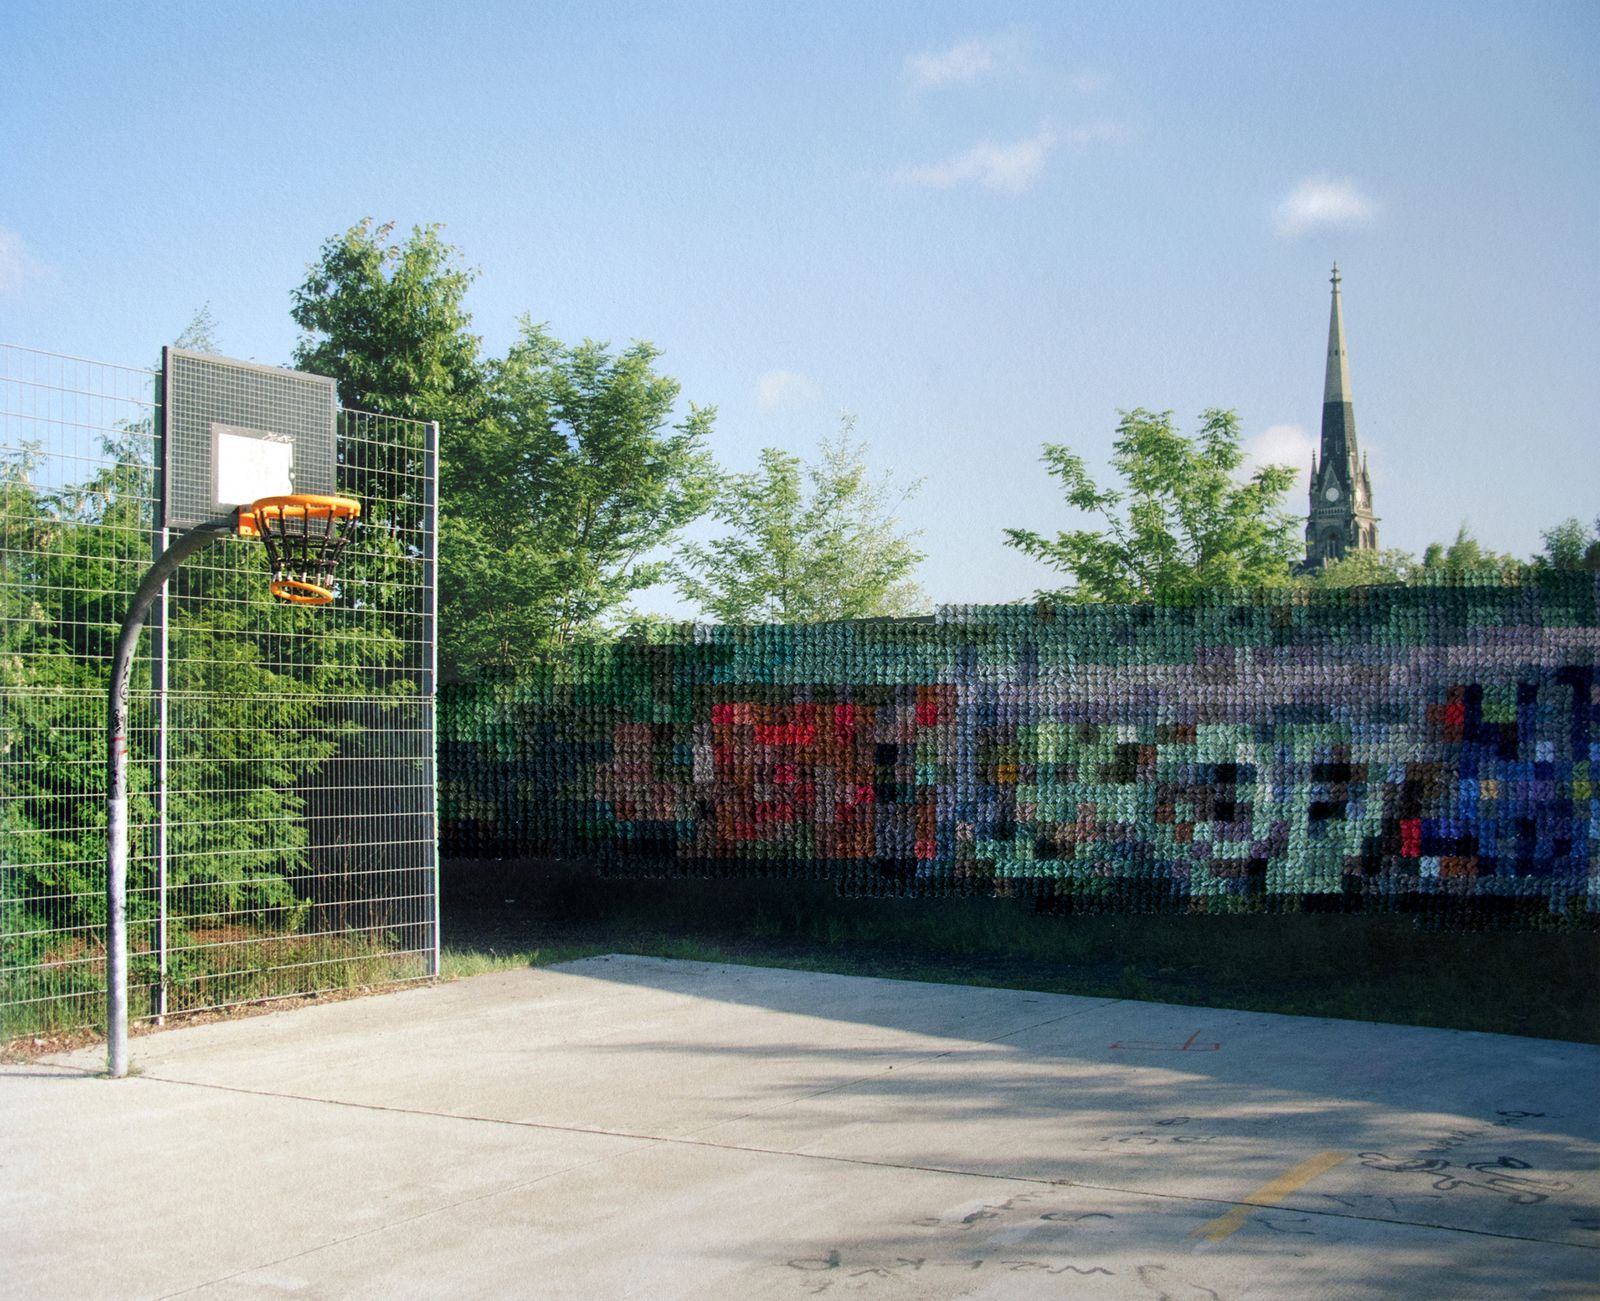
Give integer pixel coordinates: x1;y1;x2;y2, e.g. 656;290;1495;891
161;348;337;530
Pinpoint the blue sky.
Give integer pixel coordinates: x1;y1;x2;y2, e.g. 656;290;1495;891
3;1;1596;614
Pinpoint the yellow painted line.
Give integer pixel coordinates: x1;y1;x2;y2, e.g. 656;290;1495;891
1190;1150;1348;1243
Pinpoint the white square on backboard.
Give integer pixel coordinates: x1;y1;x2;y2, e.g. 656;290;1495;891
212;424;294;507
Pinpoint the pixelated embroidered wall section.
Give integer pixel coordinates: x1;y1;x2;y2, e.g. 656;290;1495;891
440;580;1599;921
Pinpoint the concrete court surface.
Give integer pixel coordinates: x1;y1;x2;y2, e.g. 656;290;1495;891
2;957;1597;1300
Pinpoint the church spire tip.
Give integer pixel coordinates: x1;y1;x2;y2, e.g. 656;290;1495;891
1323;264;1351;405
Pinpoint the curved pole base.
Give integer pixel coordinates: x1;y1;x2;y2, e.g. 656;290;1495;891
106;518;233;1078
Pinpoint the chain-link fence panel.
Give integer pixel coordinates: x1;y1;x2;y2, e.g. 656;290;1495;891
1;345;438;1040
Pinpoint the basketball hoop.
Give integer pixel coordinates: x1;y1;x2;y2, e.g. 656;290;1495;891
245;494;362;606
105;354;368;1078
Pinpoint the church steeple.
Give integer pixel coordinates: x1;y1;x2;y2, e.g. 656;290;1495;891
1302;265;1378;570
1318;263;1360;479
1324;263;1352;406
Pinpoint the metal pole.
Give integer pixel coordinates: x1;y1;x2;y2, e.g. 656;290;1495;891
423;420;441;980
152;367;171;1023
153;578;169;1023
106;519;231;1077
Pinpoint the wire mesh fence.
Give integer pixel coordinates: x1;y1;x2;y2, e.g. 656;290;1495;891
1;344;438;1040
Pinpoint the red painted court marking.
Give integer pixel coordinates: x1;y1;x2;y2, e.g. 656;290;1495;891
1109;1030;1221;1052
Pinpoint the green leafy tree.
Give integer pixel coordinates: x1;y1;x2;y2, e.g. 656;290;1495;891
0;446;111;937
1419;526;1524;583
1304;547;1419;588
447;320;718;669
613;608;684;641
291;219;485;428
1004;408;1300;603
288;224;719;674
291;219;486;588
0;430;370;945
673;419;925;623
161;613;347;926
173;304;221;354
1304;519;1596;591
3;303;432;1026
1532;515;1600;572
290;220;493;674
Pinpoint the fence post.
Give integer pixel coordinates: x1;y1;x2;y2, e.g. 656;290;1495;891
151;366;171;1023
424;419;441;979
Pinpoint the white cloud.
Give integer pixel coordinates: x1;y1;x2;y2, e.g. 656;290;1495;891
0;228;45;298
891;124;1057;195
1244;423;1317;500
890;120;1124;196
1275;175;1378;237
905;37;999;89
1061;119;1127;147
1067;69;1109;95
754;369;821;411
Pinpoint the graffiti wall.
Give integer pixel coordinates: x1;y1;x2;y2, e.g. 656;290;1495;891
440;580;1599;921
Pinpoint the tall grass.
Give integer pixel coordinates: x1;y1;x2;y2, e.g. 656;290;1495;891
1;928;429;1042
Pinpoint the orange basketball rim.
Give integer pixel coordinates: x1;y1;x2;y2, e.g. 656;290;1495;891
243;494;362;606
